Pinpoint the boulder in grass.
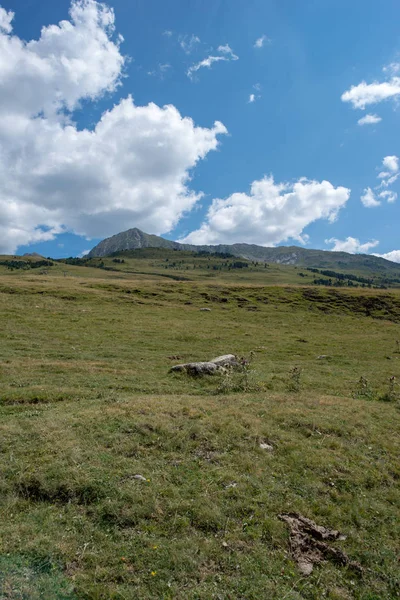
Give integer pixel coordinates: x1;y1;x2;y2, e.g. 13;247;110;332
171;362;221;376
210;354;242;368
170;354;242;376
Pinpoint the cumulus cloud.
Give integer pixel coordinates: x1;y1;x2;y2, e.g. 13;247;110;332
0;0;227;253
361;188;380;207
373;250;400;263
254;35;268;48
0;6;13;33
0;0;125;119
181;176;350;246
325;237;379;254
341;77;400;110
382;155;399;173
357;113;382;126
248;94;256;103
187;44;238;79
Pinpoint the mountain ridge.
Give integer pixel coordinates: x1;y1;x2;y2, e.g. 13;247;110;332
87;228;400;274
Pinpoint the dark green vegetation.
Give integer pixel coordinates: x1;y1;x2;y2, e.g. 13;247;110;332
0;258;54;271
86;227;400;280
0;253;399;599
59;247;400;289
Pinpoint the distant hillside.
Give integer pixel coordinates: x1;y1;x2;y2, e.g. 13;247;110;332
23;252;44;258
87;227;400;276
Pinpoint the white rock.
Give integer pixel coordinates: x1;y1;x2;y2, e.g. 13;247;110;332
260;443;273;451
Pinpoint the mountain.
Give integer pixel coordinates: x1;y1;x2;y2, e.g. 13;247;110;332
87;228;183;257
87;228;400;275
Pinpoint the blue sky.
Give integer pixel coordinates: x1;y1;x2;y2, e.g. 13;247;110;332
1;0;400;260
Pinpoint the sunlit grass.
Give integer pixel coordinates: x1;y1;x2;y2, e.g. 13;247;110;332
0;263;399;598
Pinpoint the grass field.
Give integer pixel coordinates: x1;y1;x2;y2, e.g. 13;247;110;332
0;257;399;599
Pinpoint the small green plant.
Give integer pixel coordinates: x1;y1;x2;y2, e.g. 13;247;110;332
286;366;302;392
352;376;375;401
215;351;258;393
379;376;398;403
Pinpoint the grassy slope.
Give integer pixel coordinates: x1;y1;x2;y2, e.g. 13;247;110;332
0;262;399;599
86;228;400;278
62;247;400;287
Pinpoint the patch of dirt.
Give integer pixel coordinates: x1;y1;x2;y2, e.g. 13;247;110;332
278;512;362;576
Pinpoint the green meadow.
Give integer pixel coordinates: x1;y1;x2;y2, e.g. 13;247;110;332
0;253;399;599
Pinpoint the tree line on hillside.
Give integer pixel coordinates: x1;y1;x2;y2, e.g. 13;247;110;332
305;267;400;289
0;259;54;270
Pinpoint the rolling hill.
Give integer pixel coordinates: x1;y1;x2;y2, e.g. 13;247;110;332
87;227;400;277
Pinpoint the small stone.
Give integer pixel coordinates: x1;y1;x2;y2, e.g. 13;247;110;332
132;474;147;482
260;443;273;451
200;308;211;312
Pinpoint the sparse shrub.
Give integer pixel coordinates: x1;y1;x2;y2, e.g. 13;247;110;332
287;366;302;392
379;376;399;403
352;376;375;401
215;351;261;394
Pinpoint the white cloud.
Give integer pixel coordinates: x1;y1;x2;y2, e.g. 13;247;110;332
0;0;125;119
181;176;350;246
341;77;400;109
379;190;397;203
326;237;379;254
147;63;171;78
254;35;268;48
79;249;90;257
0;6;14;33
382;155;399;172
163;30;173;37
0;1;227;254
383;62;400;75
373;249;400;263
248;83;262;103
361;187;380;207
357;113;382;126
378;173;399;188
218;44;237;57
187;44;238;79
187;55;226;78
375;156;399;189
179;34;200;54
